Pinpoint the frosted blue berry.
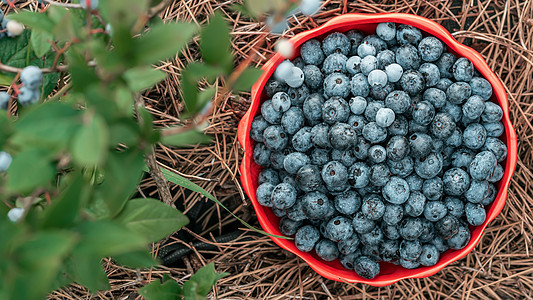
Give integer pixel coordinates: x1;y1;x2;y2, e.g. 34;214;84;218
350;73;370;97
310;123;331;148
376;49;395;68
261;100;282;124
436;52;457;78
360;55;378;76
271;92;291;112
395;44;421;70
422;177;443;201
299;0;321;16
423;88;446;109
354;256;380;279
292;126;313;152
447;81;472;104
300;39;325;65
346;56;362;75
348;162;370;189
368;145;387;164
323;72;350;98
302;65;323;90
412;101;435;126
256;182;275;207
444;196;465;218
258;168;280;186
322;96;350;124
470;77;493;100
400;70;425;95
274;60;294;82
283;152;310;174
383;176;410;204
375;107;395;128
482;137;507;162
281;107;305;134
296;165;323;193
404;191;426;217
447;223;470;249
431;112;456;140
7;207;24;223
263;125;288;151
418;63;440;87
385;63;403;83
323;53;348;74
18;86;40;105
465;202;486;226
469;151;497;181
442;167;471;196
362;122;388;144
396;24;422;45
327;215;354;241
0;92;10;110
272;183;297;209
368;69;388;88
0;151;13;172
80;0;99;10
295;225;320;252
376;22;396;41
388;156;414;178
463;123;487;150
483;121;504;137
414;152;443;179
419;244;439;266
453;57;474;82
322;32;350;56
349;96;367;115
302;93;324;125
357;42;376;58
334;189;361;215
481;102;503;123
418;37;444;62
462;95;485;120
424;200;447;222
285;67;305;88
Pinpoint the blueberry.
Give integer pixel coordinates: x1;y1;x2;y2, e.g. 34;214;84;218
481;102;503;123
256;182;275;207
396;24;422;45
465;180;490;204
382;223;401;240
442;102;462;123
292;127;313;152
258;168;280;186
349;96;368;115
465;202;486;226
482;137;507;163
328;123;357;151
451;148;475;169
301;39;325;65
442;167;471;196
340;252;360;270
250;116;269;142
301;191;331;219
388;115;409;136
396;44;421;70
345;162;369;189
446;82;472;104
273;205;287;218
315;239;340;261
261;100;283;124
399;239;422;262
382;176;410;205
447;223;470;249
0;92;10;110
373;108;395;128
354;256;380;279
310;123;332;148
482;182;498;205
376;22;396;41
346;56;362;75
285;67;305;88
271;149;292;170
415;152;443;179
453;57;474;82
363;100;384;122
483;121;504;137
360;226;384;246
346;30;365;55
385;136;408;162
326;216;354;241
380;239;400;262
360;55;378;76
295;225;320;252
430;237;449;254
376;50;396;69
368;164;390;187
423;88;446;109
418;36;444;62
362;122;388;144
323;32;350;56
263;125;288;151
404;191;426;217
436;52;457;78
431;113;457;140
470;77;493;100
288;84;310;106
445;128;463;147
435;78;453;91
322;53;347;74
400;257;420;269
351;73;370;97
253;143;272;167
418;244;439;266
310;148;330;166
423;200;447;222
271;92;291;112
286;199;308;221
300;94;323;126
353;138;371;160
321;161;349;192
383;204;404;225
418;63;440;87
303;65;324;90
368;70;388;88
422;177;443;201
357;42;377;58
412;101;436;126
333;189;361;215
400;70;425;95
331;149;357;167
385;63;404;83
283;152;310;174
408;133;432;158
388;156;415;178
18;87;40;105
20;66;43;90
462;96;485;120
0;151;13;172
271;183;298;209
463;123;487;150
405;174;424;191
265;79;289;98
368;145;387;164
419;220;436;243
322;97;349;124
323;72;351;98
296;165;323;192
281;107;305;134
279;217;302;236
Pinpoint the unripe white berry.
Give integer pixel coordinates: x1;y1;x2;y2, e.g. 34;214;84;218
275;39;294;59
8;208;24;223
6;20;24;37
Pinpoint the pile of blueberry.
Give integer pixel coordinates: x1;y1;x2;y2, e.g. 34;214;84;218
250;22;508;279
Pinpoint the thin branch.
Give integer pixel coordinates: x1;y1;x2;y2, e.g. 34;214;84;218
134;93;175;209
0;60;96;74
43;0;82;8
148;0;174;18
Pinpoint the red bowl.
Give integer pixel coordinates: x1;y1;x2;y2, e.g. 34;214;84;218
236;13;517;286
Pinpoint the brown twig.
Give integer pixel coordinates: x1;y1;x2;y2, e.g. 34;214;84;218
0;60;96;74
43;0;82;8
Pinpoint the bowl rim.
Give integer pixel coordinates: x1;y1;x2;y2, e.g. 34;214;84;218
236;12;518;286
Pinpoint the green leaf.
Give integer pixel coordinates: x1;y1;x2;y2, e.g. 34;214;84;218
67;254;110;292
160;129;212;147
11;102;81;151
124;66;167;91
7;148;56;194
31;30;53;58
200;12;233;73
245;0;276;16
145;166;290;240
230;3;259;20
0;73;14;85
41;173;90;228
92;149;145;217
138;277;181;300
196;87;216;114
187;63;223;84
115;198;189;242
183;263;228;299
71;114;110;166
74;221;148;257
135;22;198;65
232;67;263;92
0;30;60;97
9;11;55;33
113;250;158;268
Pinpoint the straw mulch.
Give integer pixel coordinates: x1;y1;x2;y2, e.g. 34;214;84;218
46;0;533;299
